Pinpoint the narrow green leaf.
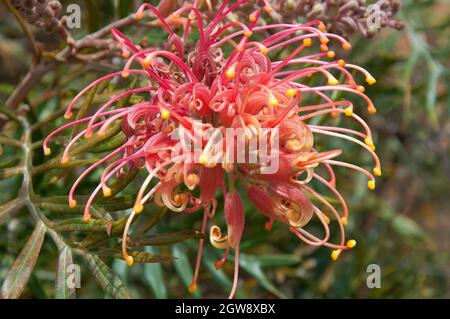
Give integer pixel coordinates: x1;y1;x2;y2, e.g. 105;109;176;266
130;230;204;247
1;222;46;299
83;254;132;299
171;244;202;298
55;247;76;299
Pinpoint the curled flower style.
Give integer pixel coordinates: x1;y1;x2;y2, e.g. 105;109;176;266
44;0;381;298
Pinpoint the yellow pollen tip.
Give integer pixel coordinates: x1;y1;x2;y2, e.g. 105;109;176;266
134;202;144;214
135;12;144;20
347;239;357;248
320;43;328;52
260;47;269;55
126;256;134;267
303;38;312;47
366;76;376;85
368;180;376;190
121;71;130;78
64;112;72;120
331;249;342;261
285;88;298;98
356;85;366;93
199;154;208;165
344;107;353;117
324;216;330;225
341;217;348;225
342;43;352;50
337;59;346;67
268;96;279;107
364;137;374;148
160;108;171;120
102;187;112;197
373;167;382;177
188;283;197;293
244;30;253;38
69;200;77;209
249;15;256;22
327;50;335;58
172;12;180;19
320;37;330;44
61;156;70;164
328;77;339;86
44;147;51;156
225;67;236;79
318;23;326;32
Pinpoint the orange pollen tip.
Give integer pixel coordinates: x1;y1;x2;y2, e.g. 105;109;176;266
122;50;130;59
331;249;342;261
320;37;330;44
214;260;223;270
357;85;366;93
341;217;348;225
368;106;377;114
327;51;336;58
188;283;197;293
320;43;328;52
337;59;346;67
330;111;339;118
172;12;180;19
82;215;90;223
64;112;72;120
249;14;257;22
263;6;273;13
121;71;130;78
126;255;134;267
143;56;152;68
324;216;331;225
69;200;77;209
347;239;357;248
343;43;352;50
44;147;51;156
244;30;253;38
368;180;376;190
260;47;269;55
303;38;312;47
135;12;144;20
61;156;70;164
319;23;327;32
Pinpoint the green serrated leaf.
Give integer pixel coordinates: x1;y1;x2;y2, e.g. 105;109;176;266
83;254;132;299
0;222;46;299
55;247;76;299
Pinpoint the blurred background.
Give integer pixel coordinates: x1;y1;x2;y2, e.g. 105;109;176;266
0;0;449;298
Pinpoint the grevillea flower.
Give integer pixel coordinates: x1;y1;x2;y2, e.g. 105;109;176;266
44;1;381;298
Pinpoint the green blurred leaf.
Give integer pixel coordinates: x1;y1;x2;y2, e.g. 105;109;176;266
171;244;202;298
143;247;167;298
